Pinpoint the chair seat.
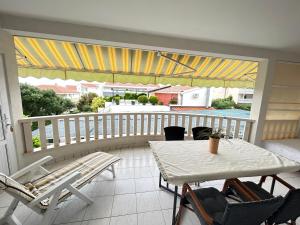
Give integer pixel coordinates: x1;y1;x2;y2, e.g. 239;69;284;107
242;181;274;200
183;187;227;224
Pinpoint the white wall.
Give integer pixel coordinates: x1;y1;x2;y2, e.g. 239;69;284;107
181;88;209;106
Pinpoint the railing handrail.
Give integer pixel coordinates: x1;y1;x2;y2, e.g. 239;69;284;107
18;112;255;123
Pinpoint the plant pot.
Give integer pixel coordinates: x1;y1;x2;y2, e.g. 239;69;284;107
209;137;220;154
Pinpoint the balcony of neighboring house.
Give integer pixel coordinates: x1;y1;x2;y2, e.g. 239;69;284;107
1;3;300;225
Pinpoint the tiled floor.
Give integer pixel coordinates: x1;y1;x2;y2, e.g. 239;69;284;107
1;146;300;225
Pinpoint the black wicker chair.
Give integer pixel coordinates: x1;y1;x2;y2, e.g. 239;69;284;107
224;176;300;225
192;127;212;140
164;126;185;141
176;183;283;225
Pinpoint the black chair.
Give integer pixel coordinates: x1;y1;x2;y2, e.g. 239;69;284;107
164;126;185;141
224;176;300;225
192;127;212;140
176;183;283;225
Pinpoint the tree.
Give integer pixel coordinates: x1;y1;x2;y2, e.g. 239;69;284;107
77;93;98;112
91;97;106;112
20;84;74;117
149;96;158;105
114;96;120;105
138;95;148;105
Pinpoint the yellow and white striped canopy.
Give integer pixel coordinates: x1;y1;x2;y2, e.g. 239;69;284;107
15;36;258;87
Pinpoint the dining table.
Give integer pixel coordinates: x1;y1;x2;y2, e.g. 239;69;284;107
149;139;300;225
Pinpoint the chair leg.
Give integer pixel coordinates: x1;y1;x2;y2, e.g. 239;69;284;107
175;184;188;225
42;190;61;225
67;184;93;205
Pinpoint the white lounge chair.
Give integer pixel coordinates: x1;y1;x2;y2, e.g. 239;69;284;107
0;151;120;225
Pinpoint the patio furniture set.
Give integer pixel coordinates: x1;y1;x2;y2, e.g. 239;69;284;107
0;125;299;225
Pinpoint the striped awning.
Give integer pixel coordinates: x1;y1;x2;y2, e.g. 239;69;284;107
14;36;258;88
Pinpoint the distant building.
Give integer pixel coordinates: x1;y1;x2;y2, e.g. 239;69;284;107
37;84;80;101
102;82;160;97
237;88;254;104
153;86;210;107
78;82;103;96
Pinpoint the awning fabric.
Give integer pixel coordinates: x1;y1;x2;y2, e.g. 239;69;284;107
15;36;258;88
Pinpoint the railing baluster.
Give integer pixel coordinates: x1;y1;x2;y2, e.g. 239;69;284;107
111;114;115;138
85;116;90;142
218;117;223;130
175;114;179;126
188;115;193;137
75;117;80;143
64;118;70;144
126;114;130;136
23;121;33;153
134;114;137;135
52;119;59;147
141;114;145;135
38;120;47;150
154;114;158;135
243;121;251;141
147;113;151;135
102;114;107;139
203;116;208;127
94;115;98;141
119;114;123;137
196;116;200;127
211;117;216;130
234;120;241;138
168;114;171;126
182;115;186;129
226;118;232;137
161;114;165;136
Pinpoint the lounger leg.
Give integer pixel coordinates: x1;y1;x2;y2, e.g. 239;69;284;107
0;199;22;225
172;186;178;225
111;164;116;178
67;185;93;205
42;190;61;225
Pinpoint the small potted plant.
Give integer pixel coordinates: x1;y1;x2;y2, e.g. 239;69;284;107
209;129;223;154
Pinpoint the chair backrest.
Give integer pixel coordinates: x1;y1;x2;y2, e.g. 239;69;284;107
268;189;300;224
221;196;283;225
0;173;36;203
192;127;212;140
164;126;185;141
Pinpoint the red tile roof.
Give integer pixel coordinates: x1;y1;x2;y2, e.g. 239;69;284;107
104;82;160;89
37;84;79;94
81;83;98;88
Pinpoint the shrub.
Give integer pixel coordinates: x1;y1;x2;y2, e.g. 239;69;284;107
169;97;178;104
91;97;106;112
235;103;251;111
77;93;98;112
124;92;138;100
211;96;235;109
32;136;41;148
149;96;158;105
138;95;148;105
114;96;121;105
158;101;163;105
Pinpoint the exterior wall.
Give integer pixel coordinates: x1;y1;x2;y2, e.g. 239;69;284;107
181;88;208;106
265;62;300;120
154;93;177;105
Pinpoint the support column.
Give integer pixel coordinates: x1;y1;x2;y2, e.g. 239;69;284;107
250;59;276;145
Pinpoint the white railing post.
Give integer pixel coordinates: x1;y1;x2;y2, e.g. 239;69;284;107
161;114;165;136
226;118;232;137
52;119;59;148
147;113;151;135
119;114;123;137
38;120;47;150
75;117;81;143
85;116;90;142
154;114;158;135
134;114;138;136
94;115;99;141
64;118;71;145
23;121;33;153
243;121;252;141
126;114;130;136
187;115;193;137
141;114;145;135
234;119;241;138
111;114;115;138
102;114;107;139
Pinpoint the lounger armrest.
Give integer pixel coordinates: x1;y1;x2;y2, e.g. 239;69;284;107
28;172;81;207
11;156;53;180
259;175;295;190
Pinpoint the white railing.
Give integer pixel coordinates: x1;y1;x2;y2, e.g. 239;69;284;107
19;112;255;153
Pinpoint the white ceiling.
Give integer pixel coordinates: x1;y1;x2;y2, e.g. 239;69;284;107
1;0;300;53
